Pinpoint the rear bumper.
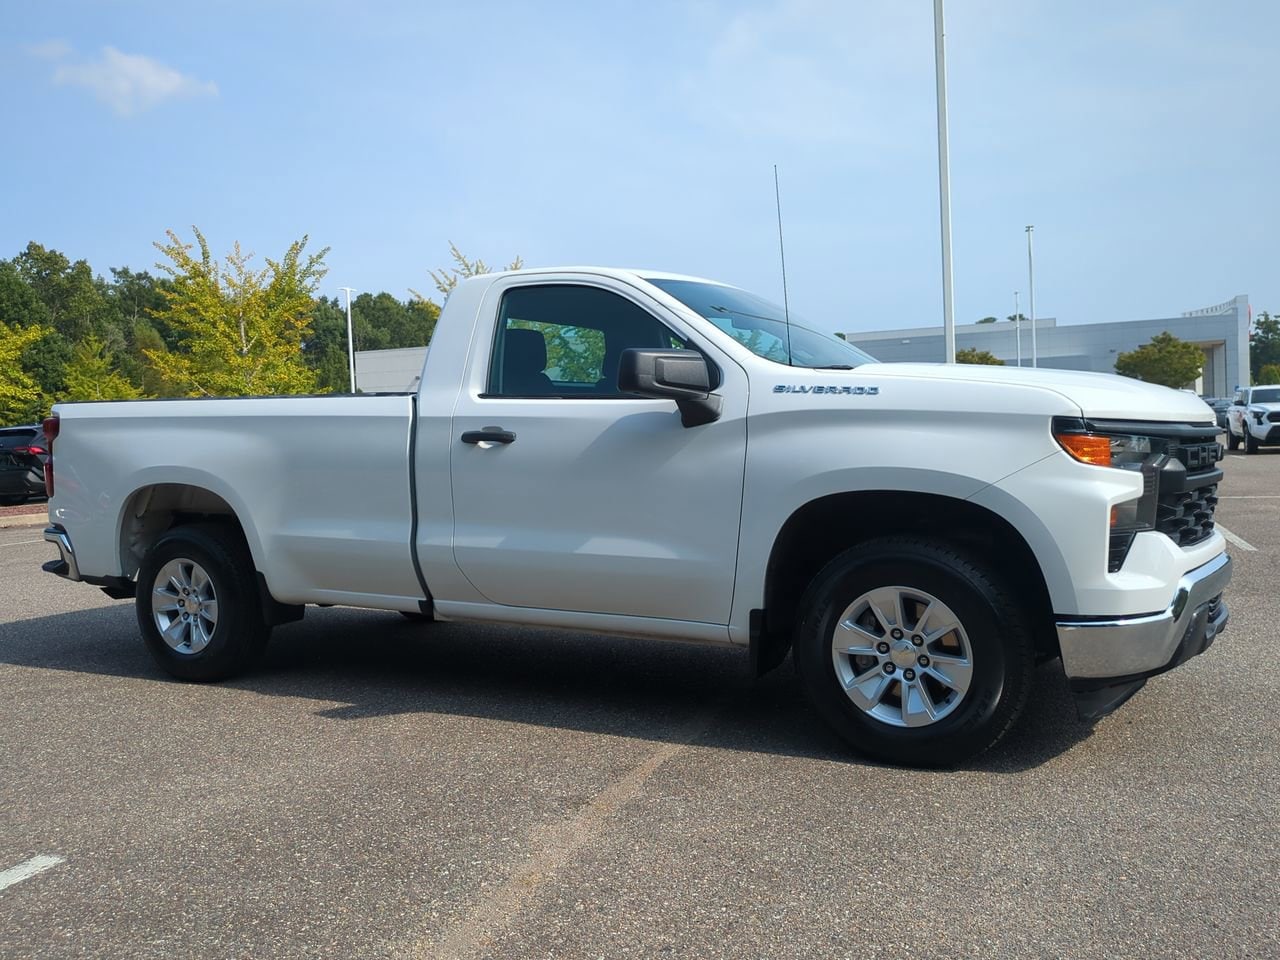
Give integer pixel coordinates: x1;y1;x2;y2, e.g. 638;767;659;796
43;524;135;598
1055;552;1231;719
43;524;81;581
0;468;42;495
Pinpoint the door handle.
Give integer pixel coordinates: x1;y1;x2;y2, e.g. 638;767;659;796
461;428;517;445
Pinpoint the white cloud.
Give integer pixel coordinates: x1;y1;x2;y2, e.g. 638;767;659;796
49;46;218;117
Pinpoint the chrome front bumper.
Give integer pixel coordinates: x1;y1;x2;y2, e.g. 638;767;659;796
1056;552;1232;680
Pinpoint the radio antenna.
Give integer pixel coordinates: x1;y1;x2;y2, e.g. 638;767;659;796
773;164;794;366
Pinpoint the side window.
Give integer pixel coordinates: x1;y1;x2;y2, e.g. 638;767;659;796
486;284;698;398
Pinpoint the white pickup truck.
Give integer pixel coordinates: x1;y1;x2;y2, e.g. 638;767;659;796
41;268;1231;766
1226;383;1280;453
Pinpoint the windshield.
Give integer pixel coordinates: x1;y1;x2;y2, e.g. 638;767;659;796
646;278;876;368
1251;388;1280;403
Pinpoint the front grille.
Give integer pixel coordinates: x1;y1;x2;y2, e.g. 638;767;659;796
1171;440;1223;472
1156;482;1218;546
1269;412;1280;423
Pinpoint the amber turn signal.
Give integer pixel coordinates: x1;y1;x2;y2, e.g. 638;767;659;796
1056;432;1111;466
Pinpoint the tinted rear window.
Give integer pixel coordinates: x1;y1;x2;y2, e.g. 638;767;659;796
0;429;37;447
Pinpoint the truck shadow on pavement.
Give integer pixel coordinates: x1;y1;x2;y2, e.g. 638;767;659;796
0;602;1095;772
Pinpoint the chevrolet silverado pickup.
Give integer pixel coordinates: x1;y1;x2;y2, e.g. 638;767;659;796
41;268;1232;766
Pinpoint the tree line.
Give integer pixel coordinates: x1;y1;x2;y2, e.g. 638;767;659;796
0;233;511;424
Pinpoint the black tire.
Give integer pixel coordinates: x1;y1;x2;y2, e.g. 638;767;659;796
399;610;432;623
1227;427;1240;451
1245;430;1259;454
792;537;1034;768
136;522;270;681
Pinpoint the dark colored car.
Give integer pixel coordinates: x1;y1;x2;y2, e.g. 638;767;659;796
0;425;50;506
1202;396;1232;430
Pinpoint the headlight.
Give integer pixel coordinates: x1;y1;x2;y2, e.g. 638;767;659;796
1053;426;1165;472
1053;420;1166;572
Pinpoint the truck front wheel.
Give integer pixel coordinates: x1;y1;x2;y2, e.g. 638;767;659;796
793;537;1034;767
136;522;270;681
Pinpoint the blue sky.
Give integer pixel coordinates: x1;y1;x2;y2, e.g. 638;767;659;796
2;0;1276;336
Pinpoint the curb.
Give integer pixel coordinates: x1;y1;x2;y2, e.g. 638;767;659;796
0;514;48;530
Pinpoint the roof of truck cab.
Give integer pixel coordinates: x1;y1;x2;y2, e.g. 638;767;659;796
471;266;733;287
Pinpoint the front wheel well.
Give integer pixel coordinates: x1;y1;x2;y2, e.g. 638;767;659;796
757;491;1056;674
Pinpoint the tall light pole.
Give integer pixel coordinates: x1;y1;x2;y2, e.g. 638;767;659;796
1014;290;1022;367
934;0;956;363
1025;226;1037;367
339;286;357;394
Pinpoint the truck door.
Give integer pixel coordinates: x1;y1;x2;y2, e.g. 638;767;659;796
448;277;747;625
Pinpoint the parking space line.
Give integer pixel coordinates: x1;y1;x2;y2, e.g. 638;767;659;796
0;855;65;893
1216;524;1257;552
408;709;720;960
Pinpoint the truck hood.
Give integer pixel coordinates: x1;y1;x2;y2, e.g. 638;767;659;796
869;363;1216;424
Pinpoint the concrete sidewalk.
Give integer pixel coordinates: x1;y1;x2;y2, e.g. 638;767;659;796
0;505;48;529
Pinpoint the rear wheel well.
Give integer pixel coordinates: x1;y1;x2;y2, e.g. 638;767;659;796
757;491;1056;674
119;484;241;579
118;484;304;627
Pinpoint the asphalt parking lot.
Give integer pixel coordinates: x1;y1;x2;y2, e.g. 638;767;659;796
1;452;1277;960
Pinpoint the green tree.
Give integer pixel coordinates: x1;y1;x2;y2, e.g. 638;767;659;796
1006;313;1028;324
20;334;72;398
148;228;329;397
1114;331;1204;388
976;316;998;324
956;347;1004;365
1258;363;1280;384
12;242;110;341
63;335;144;401
303;296;355;394
0;323;50;423
350;291;442;351
1250;311;1280;381
0;259;52;330
130;320;173;396
419;241;523;301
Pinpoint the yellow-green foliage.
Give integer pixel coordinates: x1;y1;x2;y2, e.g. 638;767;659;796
0;323;50;422
956;347;1004;365
148;228;329;397
64;335;144;401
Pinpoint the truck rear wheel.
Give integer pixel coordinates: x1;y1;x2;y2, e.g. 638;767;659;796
136;522;269;681
793;537;1034;767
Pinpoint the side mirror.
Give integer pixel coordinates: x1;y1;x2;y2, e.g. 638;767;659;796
618;349;722;427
